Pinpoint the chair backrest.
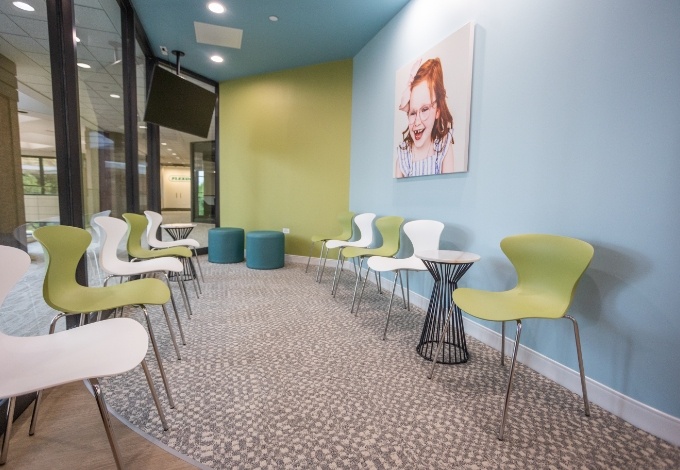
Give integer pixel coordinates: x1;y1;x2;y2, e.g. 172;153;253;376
32;225;91;311
353;213;376;246
88;209;111;247
374;216;404;256
144;210;164;246
404;219;444;256
501;234;594;317
335;211;355;241
0;246;31;307
93;216;131;273
123;213;150;258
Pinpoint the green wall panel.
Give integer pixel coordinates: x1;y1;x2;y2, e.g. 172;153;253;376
219;59;352;256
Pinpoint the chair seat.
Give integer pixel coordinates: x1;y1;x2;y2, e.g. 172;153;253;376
152;238;200;249
0;318;148;398
367;255;426;273
453;287;573;322
106;256;184;276
326;239;366;250
47;278;171;313
343;245;401;259
134;245;192;259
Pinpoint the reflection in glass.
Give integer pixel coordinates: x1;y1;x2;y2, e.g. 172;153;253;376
75;0;125;220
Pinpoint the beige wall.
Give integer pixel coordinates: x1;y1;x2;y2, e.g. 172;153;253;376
218;59;353;256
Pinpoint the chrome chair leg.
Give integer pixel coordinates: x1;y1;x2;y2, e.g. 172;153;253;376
350;259;366;313
139;305;175;408
397;270;407;309
383;275;401;340
318;243;329;283
1;397;16;464
501;321;506;366
159;304;182;360
498;320;522;441
89;378;124;469
191;248;204;282
177;277;193;319
161;274;186;345
187;258;201;297
331;249;345;297
28;389;42;436
140;359;169;430
405;271;410;311
566;315;590;416
355;268;370;316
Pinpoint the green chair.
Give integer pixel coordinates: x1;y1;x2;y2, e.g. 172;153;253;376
123;213;200;299
306;211;355;282
32;225;180;430
431;234;594;440
336;216;404;312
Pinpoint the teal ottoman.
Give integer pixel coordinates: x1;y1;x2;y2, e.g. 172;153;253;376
208;227;244;263
246;231;285;269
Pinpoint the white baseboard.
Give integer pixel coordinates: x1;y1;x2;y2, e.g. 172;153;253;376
288;254;680;446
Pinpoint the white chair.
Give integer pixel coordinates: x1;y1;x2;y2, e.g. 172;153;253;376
94;215;193;344
144;210;204;283
0;245;168;468
322;212;376;290
87;209;111;286
357;220;444;339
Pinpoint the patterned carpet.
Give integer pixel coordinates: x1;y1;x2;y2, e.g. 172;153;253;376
98;258;680;469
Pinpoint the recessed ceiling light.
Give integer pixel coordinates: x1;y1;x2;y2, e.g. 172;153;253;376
269;15;279;22
77;63;91;69
110;94;120;98
161;142;167;145
172;153;177;156
139;125;147;129
207;2;225;14
75;36;81;43
13;2;35;12
210;55;223;63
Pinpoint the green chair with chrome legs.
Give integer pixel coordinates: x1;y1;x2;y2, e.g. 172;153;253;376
335;216;404;312
31;225;179;440
430;233;594;440
123;213;200;300
306;211;355;281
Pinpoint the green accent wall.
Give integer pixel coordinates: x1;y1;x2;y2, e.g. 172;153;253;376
218;59;352;256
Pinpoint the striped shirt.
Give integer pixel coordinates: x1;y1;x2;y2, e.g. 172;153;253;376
396;130;453;177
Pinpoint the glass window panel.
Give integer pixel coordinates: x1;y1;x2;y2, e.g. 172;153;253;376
76;0;126;223
42;157;58;195
136;40;148;211
0;0;62;336
21;157;42;194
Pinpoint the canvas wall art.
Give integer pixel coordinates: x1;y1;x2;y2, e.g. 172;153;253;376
393;22;475;178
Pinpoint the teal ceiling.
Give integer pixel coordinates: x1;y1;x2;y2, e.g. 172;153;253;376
130;0;410;83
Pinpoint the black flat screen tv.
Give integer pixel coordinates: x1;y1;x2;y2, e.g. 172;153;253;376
143;65;216;138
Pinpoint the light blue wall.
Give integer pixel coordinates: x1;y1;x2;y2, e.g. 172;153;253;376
350;0;680;418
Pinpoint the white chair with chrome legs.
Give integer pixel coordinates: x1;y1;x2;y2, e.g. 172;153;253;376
356;220;444;339
94;215;194;336
144;210;204;283
323;212;376;290
0;245;169;468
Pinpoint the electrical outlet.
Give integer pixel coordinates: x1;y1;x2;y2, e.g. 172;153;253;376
282;228;290;234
